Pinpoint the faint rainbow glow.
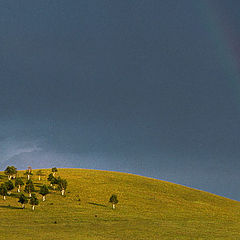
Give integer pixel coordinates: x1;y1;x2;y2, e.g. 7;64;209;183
197;1;240;98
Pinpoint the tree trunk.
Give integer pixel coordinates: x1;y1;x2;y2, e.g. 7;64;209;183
32;205;35;210
3;195;6;200
43;195;46;201
18;186;20;192
112;204;115;209
61;189;64;196
27;175;30;180
29;192;32;197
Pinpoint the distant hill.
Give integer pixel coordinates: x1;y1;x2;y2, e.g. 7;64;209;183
0;168;239;239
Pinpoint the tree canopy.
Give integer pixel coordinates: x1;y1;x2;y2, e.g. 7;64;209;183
39;185;49;196
4;166;17;179
0;184;8;199
52;167;58;173
29;194;39;210
5;180;14;191
47;173;54;182
57;177;67;195
109;194;118;204
18;194;28;208
24;179;35;195
15;177;24;187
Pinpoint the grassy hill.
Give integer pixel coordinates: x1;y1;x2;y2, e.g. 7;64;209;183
0;168;240;240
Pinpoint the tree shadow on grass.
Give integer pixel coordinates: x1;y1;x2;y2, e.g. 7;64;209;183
0;205;23;210
88;202;107;207
0;175;6;180
8;193;20;198
34;183;43;188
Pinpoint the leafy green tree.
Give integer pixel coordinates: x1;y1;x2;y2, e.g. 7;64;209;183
0;183;7;200
47;173;58;188
5;180;14;195
4;166;17;180
57;177;67;195
47;173;54;184
18;193;28;208
29;194;39;210
12;166;17;179
36;170;44;181
109;194;118;209
51;177;58;190
24;179;35;197
51;167;58;177
39;185;49;201
15;177;24;192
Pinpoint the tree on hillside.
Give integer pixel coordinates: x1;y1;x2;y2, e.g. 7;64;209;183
12;166;17;179
36;170;44;181
51;167;58;177
24;179;35;197
15;177;24;192
4;166;17;180
5;180;14;195
109;194;118;209
27;166;32;172
50;177;58;190
47;173;54;185
0;183;8;200
18;193;28;209
39;185;49;201
29;194;39;210
24;168;33;180
57;177;67;196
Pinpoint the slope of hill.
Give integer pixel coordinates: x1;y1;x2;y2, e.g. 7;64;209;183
0;168;239;240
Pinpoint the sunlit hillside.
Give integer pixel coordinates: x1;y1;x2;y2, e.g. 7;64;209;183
0;168;239;239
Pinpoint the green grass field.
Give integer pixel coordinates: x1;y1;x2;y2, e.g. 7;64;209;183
0;168;239;240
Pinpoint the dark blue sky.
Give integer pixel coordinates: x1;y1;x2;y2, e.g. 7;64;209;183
1;0;240;200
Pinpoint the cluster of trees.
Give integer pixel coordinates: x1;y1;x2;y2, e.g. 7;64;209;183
0;166;68;210
1;166;119;210
47;172;67;196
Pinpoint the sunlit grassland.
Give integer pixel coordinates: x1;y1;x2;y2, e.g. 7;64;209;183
0;168;240;239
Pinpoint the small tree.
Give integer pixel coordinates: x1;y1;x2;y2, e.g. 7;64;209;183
12;166;17;179
36;170;44;181
4;166;12;180
57;177;67;196
4;166;17;180
15;177;24;192
24;169;33;180
50;177;58;190
109;194;118;209
39;185;49;201
18;193;28;209
29;194;39;210
0;183;8;200
24;179;35;197
51;167;58;177
5;180;14;195
47;173;54;186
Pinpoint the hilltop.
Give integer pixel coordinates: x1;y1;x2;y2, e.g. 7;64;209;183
0;168;240;239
